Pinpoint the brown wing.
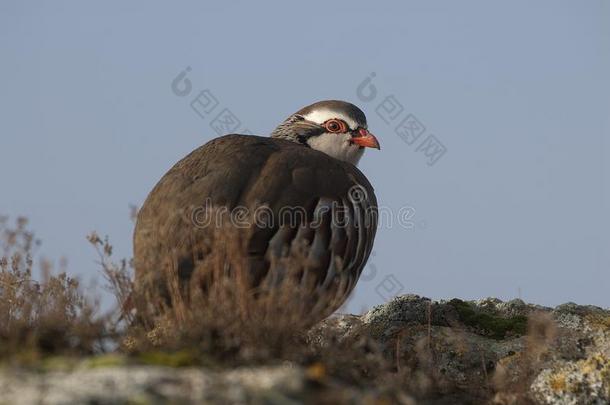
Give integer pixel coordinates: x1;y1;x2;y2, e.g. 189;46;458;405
133;134;378;311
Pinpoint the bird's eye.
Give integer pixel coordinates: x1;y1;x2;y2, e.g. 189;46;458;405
324;119;347;133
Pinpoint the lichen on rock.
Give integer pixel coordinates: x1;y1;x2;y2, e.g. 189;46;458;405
531;353;610;405
1;295;608;404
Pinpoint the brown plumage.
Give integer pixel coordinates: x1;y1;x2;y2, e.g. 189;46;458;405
134;101;379;321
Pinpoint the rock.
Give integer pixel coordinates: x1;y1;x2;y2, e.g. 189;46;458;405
0;364;304;404
0;295;608;404
361;294;460;341
531;354;610;405
0;361;411;404
358;295;610;403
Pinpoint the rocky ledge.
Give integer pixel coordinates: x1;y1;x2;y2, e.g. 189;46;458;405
1;295;608;404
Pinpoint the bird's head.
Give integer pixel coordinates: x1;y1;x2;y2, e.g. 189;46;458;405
271;100;380;166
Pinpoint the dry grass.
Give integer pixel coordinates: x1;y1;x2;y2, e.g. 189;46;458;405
0;214;395;383
0;214;563;403
490;312;558;404
93;217;381;367
87;216;405;395
0;217;106;362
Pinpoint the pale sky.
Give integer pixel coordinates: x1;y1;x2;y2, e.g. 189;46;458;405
1;0;609;311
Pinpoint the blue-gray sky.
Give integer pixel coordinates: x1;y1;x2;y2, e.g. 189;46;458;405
1;0;608;311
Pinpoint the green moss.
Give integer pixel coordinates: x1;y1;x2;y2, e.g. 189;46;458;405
83;354;127;369
126;395;152;405
39;355;80;372
448;299;527;340
137;350;198;368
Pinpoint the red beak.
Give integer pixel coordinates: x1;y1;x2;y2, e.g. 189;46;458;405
351;128;381;150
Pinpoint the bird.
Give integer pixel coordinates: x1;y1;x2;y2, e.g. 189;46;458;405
133;100;379;322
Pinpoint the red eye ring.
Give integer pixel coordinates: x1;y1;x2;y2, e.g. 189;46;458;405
324;119;347;133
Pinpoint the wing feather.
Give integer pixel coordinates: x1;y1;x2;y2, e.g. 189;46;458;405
134;134;378;312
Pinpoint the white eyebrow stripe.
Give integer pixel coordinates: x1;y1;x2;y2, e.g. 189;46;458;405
301;109;359;131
